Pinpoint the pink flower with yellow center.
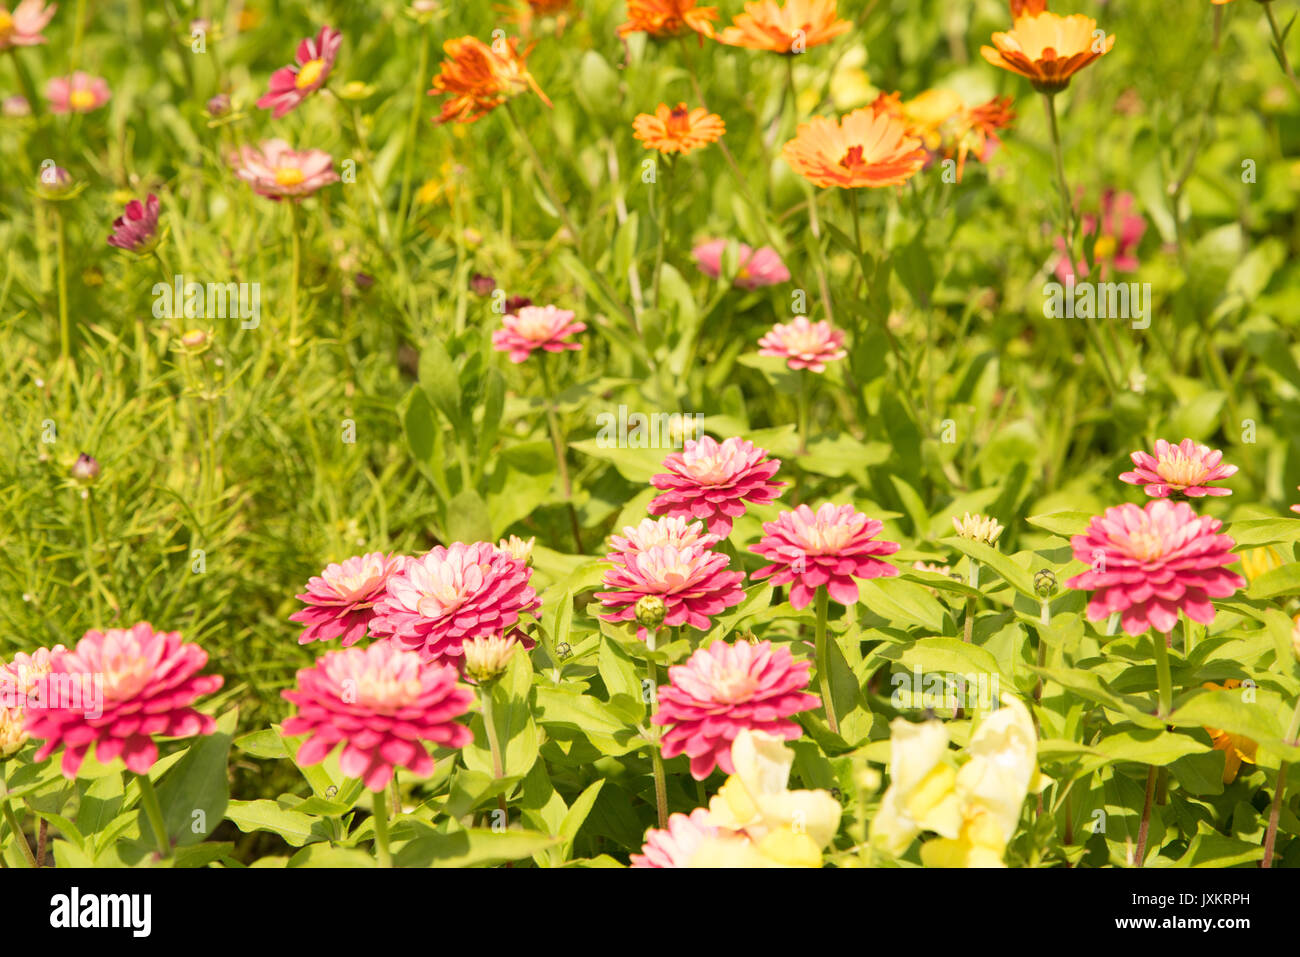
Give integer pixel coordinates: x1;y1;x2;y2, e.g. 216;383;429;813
654;640;818;779
647;435;785;538
281;642;473;791
751;503;900;609
1119;438;1237;499
230;139;339;200
757;317;846;372
107;193;160;253
630;808;717;867
257;25;342;118
0;645;65;757
25;623;223;778
607;516;719;562
46;71;111;114
491;305;586;363
369;541;540;664
1065;500;1245;636
0;0;57;50
692;239;790;289
596;540;746;641
290;551;406;647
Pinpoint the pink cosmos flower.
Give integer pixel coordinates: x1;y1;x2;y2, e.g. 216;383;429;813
230;139;339;200
106;193;160;253
692;239;790;289
491;305;586;363
25;623;223;778
257;25;342;118
647;436;785;538
751;503;900;610
1119;438;1237;499
607;516;719;561
0;1;57;50
1064;500;1246;636
596;539;746;641
290;551;406;647
631;808;717;867
281;642;473;791
1054;188;1146;283
654;640;818;780
46;71;110;114
757;317;847;373
369;541;540;664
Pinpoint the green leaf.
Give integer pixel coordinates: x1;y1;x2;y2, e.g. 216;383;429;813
857;578;947;632
1247;563;1300;601
146;707;236;847
225;800;329;847
287;845;375;868
419;334;463;427
445;488;493;544
598;634;646;722
1026;511;1092;539
943;538;1037;598
394;828;558;868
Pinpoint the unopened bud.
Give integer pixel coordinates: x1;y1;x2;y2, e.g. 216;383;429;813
497;535;534;565
635;595;666;631
206;93;231;117
952;512;1004;546
1034;569;1058;598
463;635;518;683
71;452;100;485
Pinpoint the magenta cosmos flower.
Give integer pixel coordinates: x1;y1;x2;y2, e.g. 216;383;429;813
647;435;785;538
0;1;57;50
46;72;111;114
369;541;540;664
257;25;342;118
1054;188;1146;283
491;305;586;363
1119;438;1237;499
751;503;900;610
654;640;818;780
281;642;473;791
231;139;339;200
1065;500;1246;636
631;808;717;867
693;239;790;289
596;535;745;642
25;623;222;778
106;193;160;253
757;317;847;373
290;551;405;647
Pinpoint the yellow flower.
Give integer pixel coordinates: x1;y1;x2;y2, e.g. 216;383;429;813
870;717;964;855
919;804;1010;868
1239;546;1283;584
956;693;1042;838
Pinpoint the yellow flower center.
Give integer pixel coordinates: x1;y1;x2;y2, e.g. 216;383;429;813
68;88;97;111
1154;451;1208;489
0;11;14;40
295;58;326;90
274;166;305;187
1093;234;1118;262
1126;530;1167;563
712;667;759;703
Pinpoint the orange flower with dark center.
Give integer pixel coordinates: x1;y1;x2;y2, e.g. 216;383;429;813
1201;681;1258;784
717;0;851;54
782;108;926;188
428;35;552;125
617;0;719;39
981;12;1114;94
869;89;1016;182
633;103;726;154
1009;0;1047;15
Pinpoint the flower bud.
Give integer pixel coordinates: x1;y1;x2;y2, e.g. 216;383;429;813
469;272;496;296
463;635;518;683
206;93;231;117
1034;568;1057;598
952;512;1004;546
635;594;666;631
36;165;76;200
71;452;100;485
497;535;535;566
0;708;27;759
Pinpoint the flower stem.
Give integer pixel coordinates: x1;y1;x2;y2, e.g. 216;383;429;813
815;587;838;735
288;203;301;353
54;206;70;365
1042;92;1075;263
643;638;668;829
1;791;36;868
135;772;170;859
372;786;393;868
1152;631;1173;719
1134;764;1157;867
480;687;506;782
396;24;431;236
1262;695;1300;868
1263;1;1300;97
963;561;980;644
537;356;583;553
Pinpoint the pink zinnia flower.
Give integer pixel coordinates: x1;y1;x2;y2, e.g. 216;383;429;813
1119;438;1237;499
757;317;847;373
230;139;339;200
631;808;717;867
0;0;57;50
281;642;473;791
647;435;785;538
369;542;540;664
654;640;819;780
692;239;790;289
257;25;342;118
596;539;745;642
607;516;718;562
0;645;65;756
1054;188;1146;283
751;503;900;610
1064;500;1246;636
290;551;405;647
46;71;111;114
25;623;223;778
106;193;160;253
491;305;585;363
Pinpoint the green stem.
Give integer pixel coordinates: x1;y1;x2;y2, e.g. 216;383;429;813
480;688;506;782
288;204;301;353
1263;1;1300;97
1134;764;1157;867
372;786;393;868
54;207;70;365
796;371;809;455
644;647;668;829
963;561;980;644
1152;631;1173;719
1;778;37;868
815;588;838;735
538;357;583;553
396;24;431;236
1262;694;1300;868
136;773;170;859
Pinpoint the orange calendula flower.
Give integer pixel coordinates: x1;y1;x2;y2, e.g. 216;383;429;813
1202;681;1258;784
618;0;719;39
870;89;1015;182
1010;0;1048;15
980;11;1115;94
428;35;552;125
782;107;926;189
718;0;851;54
633;103;726;155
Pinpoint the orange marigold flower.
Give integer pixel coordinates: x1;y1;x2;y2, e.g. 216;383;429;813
526;0;572;12
633;103;726;155
981;12;1114;94
618;0;719;39
1010;0;1048;15
428;35;551;125
870;89;1016;183
782;108;926;189
718;0;851;54
1201;681;1258;784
